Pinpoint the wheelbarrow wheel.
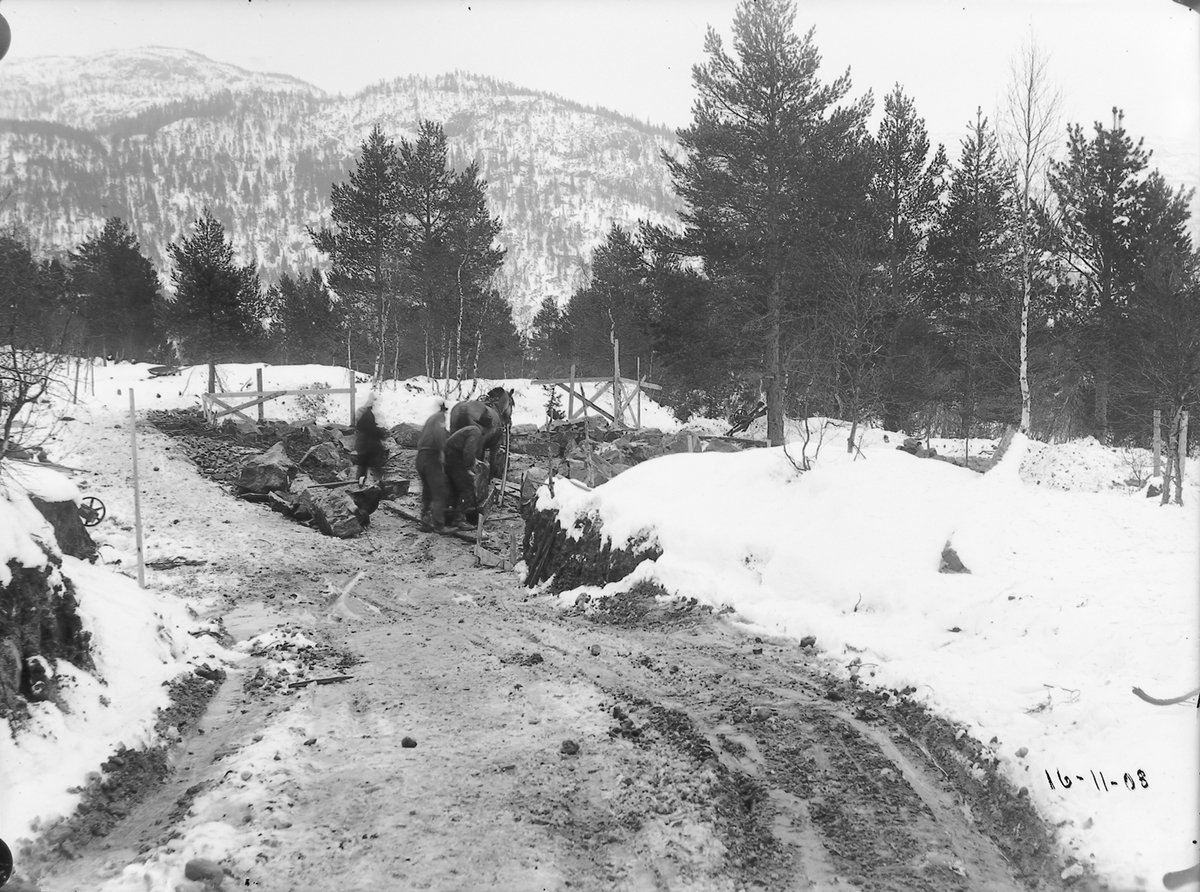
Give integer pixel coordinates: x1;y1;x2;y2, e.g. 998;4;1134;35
80;495;106;527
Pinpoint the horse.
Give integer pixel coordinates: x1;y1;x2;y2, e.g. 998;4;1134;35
449;387;514;480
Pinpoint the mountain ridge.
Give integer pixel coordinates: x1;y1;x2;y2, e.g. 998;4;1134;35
0;48;682;330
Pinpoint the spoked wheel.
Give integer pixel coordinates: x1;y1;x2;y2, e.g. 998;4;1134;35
79;495;106;527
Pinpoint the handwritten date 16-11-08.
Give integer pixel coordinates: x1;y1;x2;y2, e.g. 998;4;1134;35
1045;769;1148;792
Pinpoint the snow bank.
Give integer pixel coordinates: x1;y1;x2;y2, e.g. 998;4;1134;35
0;552;231;846
539;431;1199;889
0;488;57;585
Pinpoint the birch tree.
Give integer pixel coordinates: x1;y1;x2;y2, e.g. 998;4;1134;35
1002;35;1061;433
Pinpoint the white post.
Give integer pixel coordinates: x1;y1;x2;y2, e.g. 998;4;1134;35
612;338;621;427
129;389;146;588
1152;409;1161;477
636;357;642;429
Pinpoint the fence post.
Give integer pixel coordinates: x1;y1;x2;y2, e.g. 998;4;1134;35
348;369;357;426
568;363;575;422
1153;409;1161;477
612;338;621;427
256;368;265;422
129;389;145;588
636;357;642;429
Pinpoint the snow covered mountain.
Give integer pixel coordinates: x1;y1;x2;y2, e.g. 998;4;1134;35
0;48;681;330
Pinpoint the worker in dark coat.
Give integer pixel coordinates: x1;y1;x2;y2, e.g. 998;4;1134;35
354;392;389;486
416;402;451;532
444;413;491;529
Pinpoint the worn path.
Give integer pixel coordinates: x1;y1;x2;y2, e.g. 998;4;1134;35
27;419;1072;892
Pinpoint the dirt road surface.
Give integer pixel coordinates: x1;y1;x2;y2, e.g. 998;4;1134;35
23;419;1075;892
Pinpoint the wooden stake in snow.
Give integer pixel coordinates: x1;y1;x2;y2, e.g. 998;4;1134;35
567;363;576;422
256;368;265;422
636;357;642;429
325;571;367;622
1177;411;1188;506
1152;409;1161;477
612;338;622;426
129;388;146;588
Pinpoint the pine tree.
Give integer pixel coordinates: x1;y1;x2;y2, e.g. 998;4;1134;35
1115;172;1197;444
562;225;655;374
396;120;504;381
866;85;947;433
69;217;162;361
663;0;871;445
528;296;569;376
1047;110;1150;442
311;125;404;381
925;109;1020;437
266;270;343;366
868;85;947;303
166;209;263;392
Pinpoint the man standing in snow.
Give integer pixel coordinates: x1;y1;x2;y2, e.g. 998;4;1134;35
443;414;491;530
354;392;389;486
416;401;451;532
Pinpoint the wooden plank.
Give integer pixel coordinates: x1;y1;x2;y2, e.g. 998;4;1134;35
567;363;576;420
563;381;615;422
210;391;288;420
208;396;256;424
380;502;477;544
532;376;660;390
206;388;354;398
5;458;89;474
474;547;508;569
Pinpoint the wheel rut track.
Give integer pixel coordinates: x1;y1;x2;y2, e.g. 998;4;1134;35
546;602;1068;892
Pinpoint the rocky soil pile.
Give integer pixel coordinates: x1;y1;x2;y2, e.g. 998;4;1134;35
509;420;764;486
147;410;409;538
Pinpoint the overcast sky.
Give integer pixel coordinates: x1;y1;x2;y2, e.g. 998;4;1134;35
3;0;1198;165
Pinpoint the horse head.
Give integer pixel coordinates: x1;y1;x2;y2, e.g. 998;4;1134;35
484;386;514;426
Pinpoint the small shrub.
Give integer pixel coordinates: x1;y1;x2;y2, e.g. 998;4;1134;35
294;382;331;422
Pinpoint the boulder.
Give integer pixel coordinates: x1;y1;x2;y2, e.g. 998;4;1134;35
347;483;383;516
294;485;368;538
379;475;410;500
701;437;744;454
663;432;699;454
519;439;554;458
627;441;664;464
238;442;297;494
29;497;97;561
389;422;422;448
298;441;348;474
511;423;540;437
520;468;550;508
0;547;93;718
184;858;225;884
939;542;970;574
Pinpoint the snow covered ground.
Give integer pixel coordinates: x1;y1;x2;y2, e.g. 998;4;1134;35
55;359;688;432
541;419;1200;890
1;359;1196;890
